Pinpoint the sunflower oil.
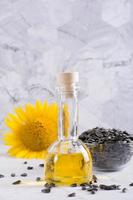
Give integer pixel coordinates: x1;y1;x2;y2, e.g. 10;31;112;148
44;147;92;185
44;72;93;185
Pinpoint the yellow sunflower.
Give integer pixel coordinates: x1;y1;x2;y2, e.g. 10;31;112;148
3;101;58;159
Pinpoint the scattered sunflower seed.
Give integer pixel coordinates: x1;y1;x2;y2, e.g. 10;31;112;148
122;188;127;193
44;182;56;188
92;175;98;183
81;186;87;190
99;184;120;190
11;173;16;177
129;183;133;186
92;184;98;189
91;190;96;194
12;180;21;185
39;164;44;167
80;183;88;186
49;183;56;187
0;174;4;178
87;188;93;192
70;183;77;187
87;186;98;193
44;183;51;188
36;177;41;181
68;193;76;197
41;188;51;193
21;173;27;177
27;166;33;170
92;188;98;192
23;161;27;164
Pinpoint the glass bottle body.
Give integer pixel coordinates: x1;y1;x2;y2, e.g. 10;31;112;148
44;84;92;185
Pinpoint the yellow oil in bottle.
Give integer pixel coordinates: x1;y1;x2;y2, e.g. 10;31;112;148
44;149;92;185
44;72;93;185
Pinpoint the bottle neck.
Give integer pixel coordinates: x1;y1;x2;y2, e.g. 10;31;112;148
57;86;79;141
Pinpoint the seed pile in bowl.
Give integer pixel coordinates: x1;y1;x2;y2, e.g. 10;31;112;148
79;127;133;171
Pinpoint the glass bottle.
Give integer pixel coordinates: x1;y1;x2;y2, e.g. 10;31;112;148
44;72;92;185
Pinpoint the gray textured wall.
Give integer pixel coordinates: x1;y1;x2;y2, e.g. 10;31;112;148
0;0;133;137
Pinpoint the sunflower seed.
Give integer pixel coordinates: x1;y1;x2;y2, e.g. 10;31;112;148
0;174;4;178
36;177;41;181
11;173;16;177
68;193;76;197
92;184;98;189
91;190;96;194
92;188;98;192
81;186;87;190
44;182;56;188
44;183;51;188
12;180;21;185
70;183;77;187
49;183;56;187
92;175;98;183
122;188;127;193
99;184;120;190
80;183;88;187
129;183;133;186
21;173;27;177
87;188;93;192
23;161;27;164
27;166;33;170
39;163;44;167
41;188;51;193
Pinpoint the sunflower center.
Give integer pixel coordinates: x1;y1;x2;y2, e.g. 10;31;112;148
20;120;55;151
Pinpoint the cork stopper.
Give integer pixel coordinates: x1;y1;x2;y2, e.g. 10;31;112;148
57;72;79;87
57;72;79;97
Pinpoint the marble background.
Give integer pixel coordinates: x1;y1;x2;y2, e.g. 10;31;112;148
0;0;133;140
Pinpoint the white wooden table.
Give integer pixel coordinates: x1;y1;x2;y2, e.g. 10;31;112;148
0;145;133;200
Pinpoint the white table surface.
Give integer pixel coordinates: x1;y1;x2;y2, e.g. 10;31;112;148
0;144;133;200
